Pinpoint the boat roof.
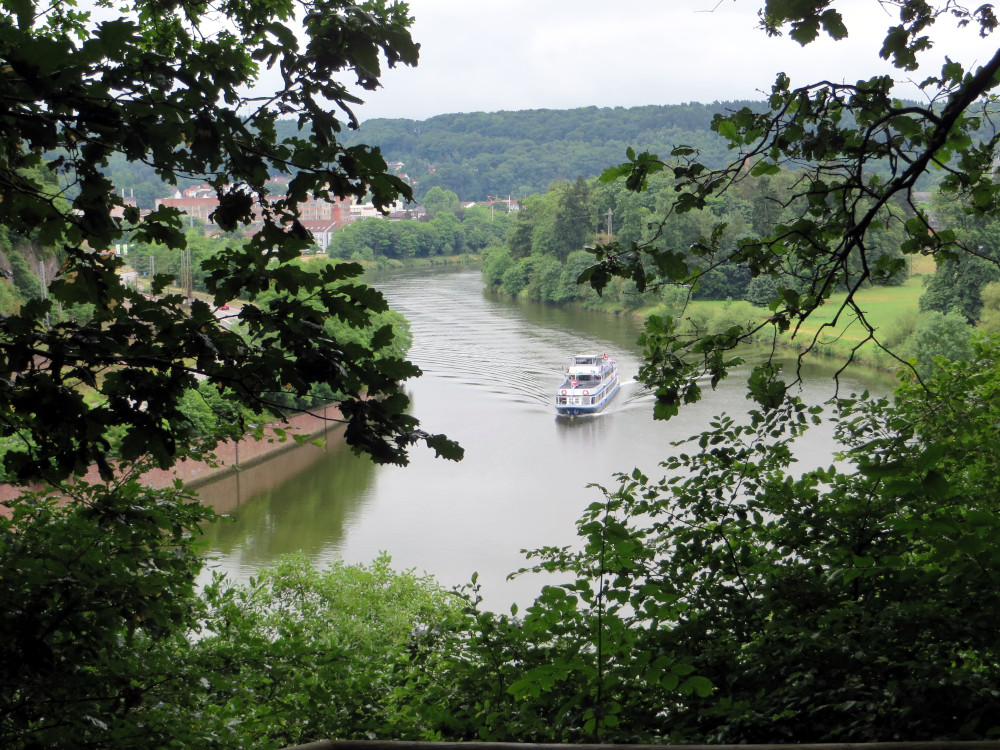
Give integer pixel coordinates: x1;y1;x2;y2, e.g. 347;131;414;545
567;354;614;371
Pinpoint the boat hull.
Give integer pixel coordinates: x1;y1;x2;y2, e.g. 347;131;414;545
555;379;620;417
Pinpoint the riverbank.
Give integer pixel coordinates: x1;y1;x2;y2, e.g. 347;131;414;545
303;252;483;271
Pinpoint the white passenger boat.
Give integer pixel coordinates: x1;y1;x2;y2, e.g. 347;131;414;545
555;353;620;416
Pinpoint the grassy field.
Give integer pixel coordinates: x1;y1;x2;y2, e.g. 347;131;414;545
669;260;937;371
775;275;925;367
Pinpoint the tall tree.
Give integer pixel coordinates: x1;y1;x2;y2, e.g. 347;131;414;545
0;0;460;484
918;205;1000;320
0;3;461;746
550;176;594;261
422;186;461;217
507;197;538;259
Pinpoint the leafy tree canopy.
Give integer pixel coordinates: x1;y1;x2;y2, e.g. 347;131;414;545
0;0;461;484
422;185;461;216
486;165;911;312
588;0;1000;412
918;192;1000;320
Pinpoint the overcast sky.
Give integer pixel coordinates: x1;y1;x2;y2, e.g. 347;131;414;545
347;0;999;122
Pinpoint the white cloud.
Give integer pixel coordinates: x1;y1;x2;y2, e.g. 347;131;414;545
350;0;999;121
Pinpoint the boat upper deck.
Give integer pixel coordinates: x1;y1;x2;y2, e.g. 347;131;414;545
560;354;618;390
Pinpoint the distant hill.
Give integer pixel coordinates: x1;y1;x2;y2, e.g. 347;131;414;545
113;102;755;208
104;100;963;210
292;102;765;202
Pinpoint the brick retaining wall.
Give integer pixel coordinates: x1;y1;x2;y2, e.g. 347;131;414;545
0;407;346;508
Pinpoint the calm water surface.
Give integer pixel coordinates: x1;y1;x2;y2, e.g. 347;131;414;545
197;266;894;607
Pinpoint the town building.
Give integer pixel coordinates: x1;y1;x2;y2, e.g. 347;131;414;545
153;191;355;250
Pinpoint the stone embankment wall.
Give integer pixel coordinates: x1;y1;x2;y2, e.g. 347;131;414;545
0;407;345;508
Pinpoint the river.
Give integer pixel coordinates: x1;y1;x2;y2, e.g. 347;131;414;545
196;266;895;607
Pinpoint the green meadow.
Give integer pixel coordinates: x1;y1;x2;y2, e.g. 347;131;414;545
777;273;927;367
666;259;937;373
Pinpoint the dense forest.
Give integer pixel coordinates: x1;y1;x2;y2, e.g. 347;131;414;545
475;165;1000;377
299;100;960;203
483;167;909;302
326;103;764;202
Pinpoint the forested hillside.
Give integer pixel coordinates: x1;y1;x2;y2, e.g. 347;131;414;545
104;102;750;207
111;100;958;208
284;102;764;202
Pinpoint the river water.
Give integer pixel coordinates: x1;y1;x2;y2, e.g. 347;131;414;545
197;266;895;607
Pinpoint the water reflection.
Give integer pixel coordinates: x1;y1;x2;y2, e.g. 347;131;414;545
555;410;616;444
198;437;377;578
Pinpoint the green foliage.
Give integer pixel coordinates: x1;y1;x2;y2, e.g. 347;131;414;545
918;192;1000;321
422;186;461;217
978;280;1000;332
703;299;763;339
523;254;562;301
690;266;750;300
904;310;974;379
332;103;766;201
488;167;854;315
244;258;439;460
0;278;20;314
193;554;468;747
555;250;603;305
919;244;1000;322
506;197;542;259
582;1;1000;416
1;503;470;749
482;245;514;288
501;339;1000;742
7;252;38;301
0;478;215;748
549;176;594;261
499;256;535;298
175;380;260;444
744;273;782;306
327;209;508;261
0;0;467;484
